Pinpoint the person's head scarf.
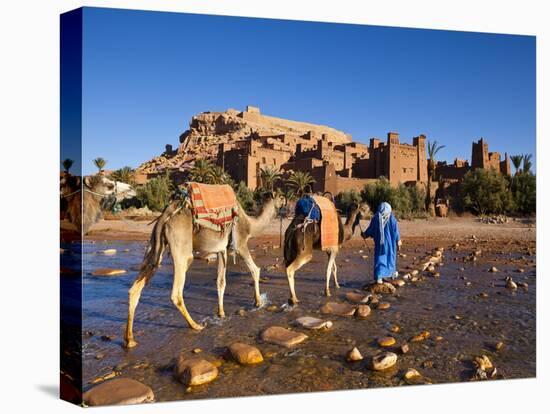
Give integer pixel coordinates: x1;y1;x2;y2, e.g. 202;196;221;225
377;202;392;250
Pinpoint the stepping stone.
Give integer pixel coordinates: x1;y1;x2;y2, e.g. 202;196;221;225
320;302;357;317
174;355;219;386
367;282;396;295
376;302;391;310
390;279;405;287
227;343;264;365
91;268;127;276
83;378;154;406
294;316;333;330
410;331;431;342
371;352;398;371
100;249;117;255
355;305;371;318
260;326;308;348
346;292;371;304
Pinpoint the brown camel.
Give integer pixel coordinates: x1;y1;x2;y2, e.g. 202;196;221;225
60;174;116;235
124;190;285;348
283;200;370;304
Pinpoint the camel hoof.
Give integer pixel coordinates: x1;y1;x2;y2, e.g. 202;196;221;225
335;284;341;289
325;290;332;297
254;301;262;308
124;339;138;349
288;298;300;306
191;323;206;331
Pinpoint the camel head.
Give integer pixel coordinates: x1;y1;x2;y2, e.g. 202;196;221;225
346;202;371;237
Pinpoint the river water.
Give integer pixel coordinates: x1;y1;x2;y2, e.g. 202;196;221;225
62;235;536;402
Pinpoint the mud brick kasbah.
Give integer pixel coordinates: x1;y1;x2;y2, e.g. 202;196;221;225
135;106;511;195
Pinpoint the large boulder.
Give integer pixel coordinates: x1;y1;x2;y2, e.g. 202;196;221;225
82;378;154;406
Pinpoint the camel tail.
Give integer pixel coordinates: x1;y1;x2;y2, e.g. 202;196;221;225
138;202;181;283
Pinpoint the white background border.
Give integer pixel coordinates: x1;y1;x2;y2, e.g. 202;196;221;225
0;1;546;412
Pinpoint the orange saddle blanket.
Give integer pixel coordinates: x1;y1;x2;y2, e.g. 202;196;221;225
312;195;339;250
189;182;238;232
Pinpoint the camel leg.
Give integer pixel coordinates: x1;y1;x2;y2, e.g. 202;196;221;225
325;250;337;297
286;253;312;305
238;243;262;307
216;250;228;318
171;254;204;331
332;260;340;289
125;275;148;348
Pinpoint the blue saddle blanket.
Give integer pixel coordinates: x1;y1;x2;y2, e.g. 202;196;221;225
295;195;321;221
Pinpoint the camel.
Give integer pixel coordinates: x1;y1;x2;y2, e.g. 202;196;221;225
283;200;370;305
61;174;136;235
124;189;285;348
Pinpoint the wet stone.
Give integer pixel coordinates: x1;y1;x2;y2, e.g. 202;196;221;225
346;292;371;304
174;355;219;386
320;302;357;317
377;336;396;347
83;378;154;406
410;331;430;342
294;316;333;330
376;302;391;310
227;342;264;365
371;352;398;371
260;326;308;348
91;268;127;276
355;305;372;318
367;282;397;295
346;347;363;362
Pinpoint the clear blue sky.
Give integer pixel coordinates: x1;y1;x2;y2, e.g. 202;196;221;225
78;7;536;175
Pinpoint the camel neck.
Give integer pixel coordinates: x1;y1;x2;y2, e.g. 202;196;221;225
244;199;276;237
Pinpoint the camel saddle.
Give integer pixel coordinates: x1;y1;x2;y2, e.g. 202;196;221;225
311;195;339;250
188;182;238;233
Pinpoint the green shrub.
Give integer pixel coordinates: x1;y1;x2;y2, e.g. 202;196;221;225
335;189;362;212
235;181;256;213
460;169;515;215
136;172;174;212
511;172;536;214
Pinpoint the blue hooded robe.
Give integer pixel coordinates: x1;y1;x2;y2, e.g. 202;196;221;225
362;202;400;281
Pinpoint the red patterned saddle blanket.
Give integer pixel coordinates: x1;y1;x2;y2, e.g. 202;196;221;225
188;182;238;232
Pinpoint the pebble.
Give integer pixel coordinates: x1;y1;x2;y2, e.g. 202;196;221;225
371;352;398;371
489;266;499;273
83;378;154;406
266;305;279;312
377;336;396;347
227;342;264;365
404;368;421;380
411;270;419;276
410;331;430;342
174;355;219;386
237;309;247;316
495;341;504;351
505;277;518;290
390;324;400;333
260;326;308;348
320;302;357;317
294;316;333;330
473;355;493;371
400;343;410;354
479;292;489;298
355;305;372;318
390;279;405;287
346;347;363;362
192;348;202;354
91;268;127;276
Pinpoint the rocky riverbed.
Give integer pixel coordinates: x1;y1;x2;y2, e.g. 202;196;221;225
61;218;536;404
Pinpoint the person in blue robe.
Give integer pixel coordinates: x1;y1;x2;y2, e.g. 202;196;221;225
362;202;402;283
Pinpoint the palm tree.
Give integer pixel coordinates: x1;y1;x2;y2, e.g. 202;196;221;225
93;157;107;173
287;170;315;195
62;158;74;174
111;166;135;184
209;165;233;185
522;154;533;174
426;140;445;214
259;166;282;191
189;159;215;183
510;155;524;176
